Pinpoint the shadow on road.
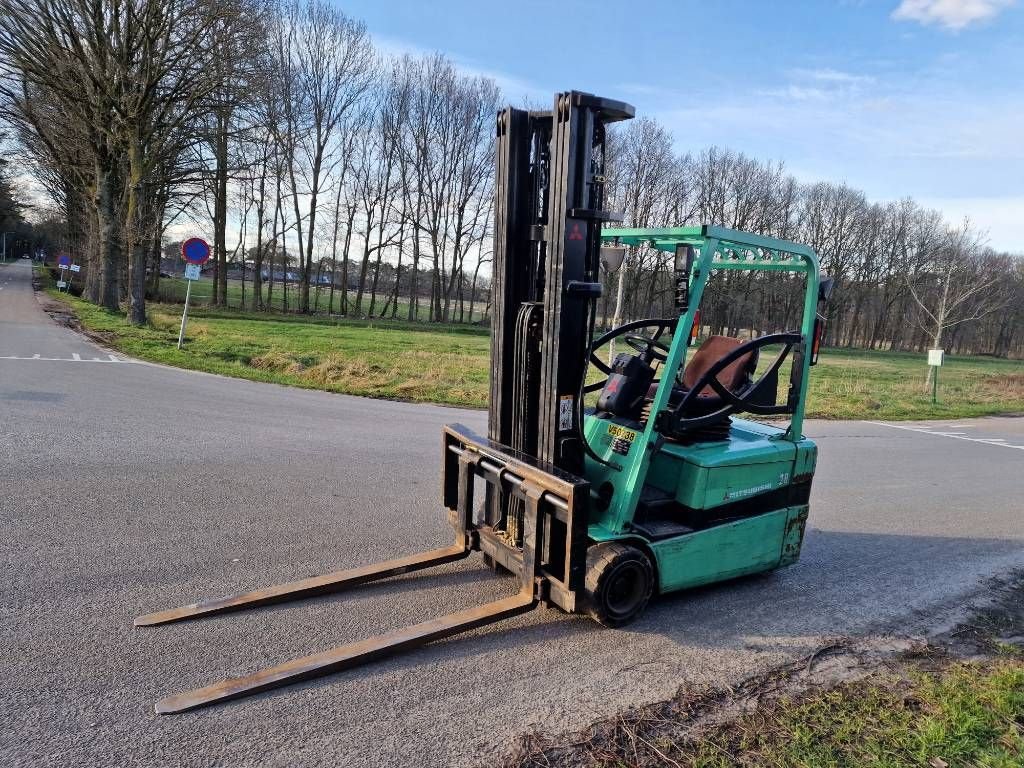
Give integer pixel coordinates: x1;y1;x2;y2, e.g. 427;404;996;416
170;527;1023;710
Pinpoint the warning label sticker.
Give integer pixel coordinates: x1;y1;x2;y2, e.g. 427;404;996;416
559;395;574;431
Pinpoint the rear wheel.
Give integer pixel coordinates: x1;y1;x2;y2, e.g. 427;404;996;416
584;542;654;627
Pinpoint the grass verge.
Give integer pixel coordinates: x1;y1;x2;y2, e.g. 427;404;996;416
512;662;1024;768
51;296;488;407
680;663;1022;768
508;574;1024;768
38;270;1024;418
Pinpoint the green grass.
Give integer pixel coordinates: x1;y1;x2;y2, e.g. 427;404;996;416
805;346;1024;420
50;289;489;407
685;661;1024;768
41;272;1024;418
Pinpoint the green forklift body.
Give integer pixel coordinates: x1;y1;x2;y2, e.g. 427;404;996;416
585;416;815;592
583;224;822;596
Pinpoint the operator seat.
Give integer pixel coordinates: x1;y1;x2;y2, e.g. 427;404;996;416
648;335;760;438
680;335;759;402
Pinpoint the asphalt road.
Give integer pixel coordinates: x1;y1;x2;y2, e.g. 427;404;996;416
2;257;1023;768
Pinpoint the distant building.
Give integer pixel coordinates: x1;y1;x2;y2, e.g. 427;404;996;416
260;268;300;282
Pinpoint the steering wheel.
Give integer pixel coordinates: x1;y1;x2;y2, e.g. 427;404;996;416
584;318;676;393
655;332;803;436
625;334;670;362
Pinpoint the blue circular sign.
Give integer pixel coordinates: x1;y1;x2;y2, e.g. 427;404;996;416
182;238;211;265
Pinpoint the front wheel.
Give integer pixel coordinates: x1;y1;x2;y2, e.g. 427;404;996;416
584;542;654;628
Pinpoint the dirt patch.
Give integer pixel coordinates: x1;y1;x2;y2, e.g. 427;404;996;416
505;637;928;768
35;289;119;347
502;571;1024;768
935;571;1024;659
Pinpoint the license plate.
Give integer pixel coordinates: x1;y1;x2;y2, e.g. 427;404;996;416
607;425;637;442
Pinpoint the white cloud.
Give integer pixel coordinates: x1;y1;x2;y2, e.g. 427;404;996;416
892;0;1016;30
790;68;876;85
758;67;874;102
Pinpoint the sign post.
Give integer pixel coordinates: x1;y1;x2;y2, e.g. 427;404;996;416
178;238;211;350
928;348;944;404
57;254;71;291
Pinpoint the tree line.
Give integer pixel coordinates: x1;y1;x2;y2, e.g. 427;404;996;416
0;0;496;325
1;0;1020;356
603;120;1024;358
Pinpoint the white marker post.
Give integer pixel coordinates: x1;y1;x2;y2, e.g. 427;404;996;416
177;238;211;350
928;348;944;404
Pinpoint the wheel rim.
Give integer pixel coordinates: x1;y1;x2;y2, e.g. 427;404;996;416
605;561;646;618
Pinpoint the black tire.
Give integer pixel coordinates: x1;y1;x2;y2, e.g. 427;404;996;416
584;542;654;628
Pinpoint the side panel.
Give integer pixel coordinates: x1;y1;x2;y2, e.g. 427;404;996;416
780;504;810;566
684;459;795;509
794;440;818;480
652;507;791;592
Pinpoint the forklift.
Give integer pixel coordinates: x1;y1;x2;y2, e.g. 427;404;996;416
137;91;831;714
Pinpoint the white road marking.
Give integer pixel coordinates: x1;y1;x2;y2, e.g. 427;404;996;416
866;420;1024;451
0;354;136;364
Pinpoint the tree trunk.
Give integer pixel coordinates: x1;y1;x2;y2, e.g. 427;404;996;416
94;153;121;312
214;112;229;306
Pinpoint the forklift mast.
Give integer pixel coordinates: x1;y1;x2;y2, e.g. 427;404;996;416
489;92;634;474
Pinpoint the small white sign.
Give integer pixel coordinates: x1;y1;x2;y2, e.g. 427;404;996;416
58;263;68;270
56;280;67;289
184;263;201;281
70;264;81;273
558;395;574;431
928;348;944;367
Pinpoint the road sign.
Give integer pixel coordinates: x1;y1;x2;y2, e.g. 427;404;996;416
178;256;205;349
57;254;71;268
70;264;81;273
56;280;67;289
181;238;211;265
928;349;944;367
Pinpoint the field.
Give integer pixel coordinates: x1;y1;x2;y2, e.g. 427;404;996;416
45;280;1024;420
155;275;488;322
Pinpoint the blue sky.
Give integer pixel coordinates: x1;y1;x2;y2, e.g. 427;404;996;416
344;0;1023;252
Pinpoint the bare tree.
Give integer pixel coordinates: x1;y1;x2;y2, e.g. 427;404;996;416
907;221;1006;382
277;0;373;313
